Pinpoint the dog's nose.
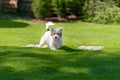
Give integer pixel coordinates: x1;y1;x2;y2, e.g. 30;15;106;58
55;36;57;38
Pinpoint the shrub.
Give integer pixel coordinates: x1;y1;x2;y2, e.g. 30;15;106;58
93;1;120;24
84;1;120;24
52;0;68;18
31;0;84;19
31;0;51;19
67;0;84;16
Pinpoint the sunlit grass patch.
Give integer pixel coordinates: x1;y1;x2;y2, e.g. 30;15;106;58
0;13;120;80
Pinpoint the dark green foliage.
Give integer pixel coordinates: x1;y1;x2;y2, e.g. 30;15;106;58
52;0;84;18
52;0;67;18
31;0;84;19
31;0;120;24
67;0;84;15
31;0;51;19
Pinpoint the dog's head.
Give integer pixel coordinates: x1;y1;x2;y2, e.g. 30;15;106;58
51;28;63;40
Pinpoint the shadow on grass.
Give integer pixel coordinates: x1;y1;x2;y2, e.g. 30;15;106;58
0;46;120;80
0;19;29;28
60;46;81;52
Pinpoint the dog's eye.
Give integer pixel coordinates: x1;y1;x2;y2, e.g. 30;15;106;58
57;33;60;35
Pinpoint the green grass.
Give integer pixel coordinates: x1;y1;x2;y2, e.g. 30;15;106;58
0;13;120;80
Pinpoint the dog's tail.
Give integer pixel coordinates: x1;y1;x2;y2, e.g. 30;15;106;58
46;21;54;31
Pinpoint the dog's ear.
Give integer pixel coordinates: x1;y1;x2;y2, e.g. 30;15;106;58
59;28;63;31
59;28;63;37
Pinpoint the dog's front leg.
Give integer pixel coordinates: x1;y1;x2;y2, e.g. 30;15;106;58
38;38;45;48
50;45;57;50
56;39;62;49
49;42;57;50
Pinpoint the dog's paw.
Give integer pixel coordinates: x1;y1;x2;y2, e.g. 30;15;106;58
37;44;49;48
50;47;57;50
25;44;36;47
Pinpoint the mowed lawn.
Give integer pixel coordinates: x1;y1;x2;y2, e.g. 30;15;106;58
0;14;120;80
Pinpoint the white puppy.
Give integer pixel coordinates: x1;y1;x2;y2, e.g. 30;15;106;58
38;22;63;50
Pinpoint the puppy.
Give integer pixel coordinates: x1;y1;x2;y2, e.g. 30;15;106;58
38;22;63;50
